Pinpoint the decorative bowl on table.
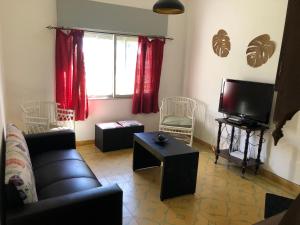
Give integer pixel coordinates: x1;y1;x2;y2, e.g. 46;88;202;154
153;133;168;144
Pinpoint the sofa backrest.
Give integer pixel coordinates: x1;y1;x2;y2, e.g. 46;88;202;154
0;131;6;225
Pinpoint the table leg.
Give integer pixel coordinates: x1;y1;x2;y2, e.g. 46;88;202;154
255;129;265;174
229;126;235;153
242;130;251;176
160;153;199;201
215;122;222;164
132;141;161;171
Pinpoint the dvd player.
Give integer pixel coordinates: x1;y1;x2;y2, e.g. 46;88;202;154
226;117;259;127
226;117;242;124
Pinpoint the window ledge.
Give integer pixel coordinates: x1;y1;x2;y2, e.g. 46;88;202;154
88;95;132;100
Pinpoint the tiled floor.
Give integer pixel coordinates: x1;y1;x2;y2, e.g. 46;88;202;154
78;142;297;225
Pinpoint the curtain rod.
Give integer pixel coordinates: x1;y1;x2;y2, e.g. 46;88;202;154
46;26;173;40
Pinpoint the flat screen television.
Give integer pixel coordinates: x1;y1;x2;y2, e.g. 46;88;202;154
218;79;274;125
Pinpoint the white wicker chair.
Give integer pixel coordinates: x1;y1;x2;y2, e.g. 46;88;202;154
20;101;75;134
159;97;197;146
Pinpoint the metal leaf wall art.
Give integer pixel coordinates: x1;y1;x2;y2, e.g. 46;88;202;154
246;34;276;68
212;29;231;57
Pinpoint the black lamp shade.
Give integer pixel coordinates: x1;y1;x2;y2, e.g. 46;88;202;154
153;0;185;15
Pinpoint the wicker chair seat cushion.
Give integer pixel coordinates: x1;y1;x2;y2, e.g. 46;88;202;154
162;116;192;128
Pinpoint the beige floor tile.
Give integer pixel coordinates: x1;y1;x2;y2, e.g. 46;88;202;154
78;142;297;225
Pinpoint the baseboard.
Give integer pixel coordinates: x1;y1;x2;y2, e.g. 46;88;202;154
77;137;300;195
76;140;94;146
259;168;300;195
194;137;300;195
78;137;211;147
193;137;215;152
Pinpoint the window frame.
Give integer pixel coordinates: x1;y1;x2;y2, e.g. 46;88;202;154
84;33;137;100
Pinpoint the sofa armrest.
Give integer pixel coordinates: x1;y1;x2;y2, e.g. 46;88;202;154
25;130;76;156
7;184;123;225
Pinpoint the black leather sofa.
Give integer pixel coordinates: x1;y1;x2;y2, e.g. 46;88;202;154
0;130;123;225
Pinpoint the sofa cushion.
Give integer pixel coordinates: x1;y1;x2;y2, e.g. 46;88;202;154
38;177;101;200
5;124;38;205
32;149;83;169
162;116;192;128
32;150;101;199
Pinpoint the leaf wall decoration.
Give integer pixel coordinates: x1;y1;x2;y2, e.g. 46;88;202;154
246;34;276;68
212;29;231;57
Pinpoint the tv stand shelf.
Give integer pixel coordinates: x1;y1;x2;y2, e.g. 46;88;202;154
218;149;258;167
215;118;268;176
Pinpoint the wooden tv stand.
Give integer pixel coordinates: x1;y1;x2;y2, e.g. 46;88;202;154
215;118;268;176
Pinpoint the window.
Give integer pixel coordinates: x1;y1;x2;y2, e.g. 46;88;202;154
116;36;138;96
83;33;114;97
83;32;138;98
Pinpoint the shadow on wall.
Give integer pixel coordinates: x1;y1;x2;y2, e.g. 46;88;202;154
204;110;220;145
265;136;300;182
192;99;219;145
264;111;300;182
192;99;206;139
278;112;300;179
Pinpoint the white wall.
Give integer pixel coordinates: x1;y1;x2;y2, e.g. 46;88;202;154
1;0;57;129
1;0;187;141
183;0;300;185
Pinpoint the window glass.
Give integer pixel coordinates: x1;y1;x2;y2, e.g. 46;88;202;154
116;36;138;96
83;33;138;98
83;33;114;97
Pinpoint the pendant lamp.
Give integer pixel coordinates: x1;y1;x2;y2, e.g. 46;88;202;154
153;0;185;15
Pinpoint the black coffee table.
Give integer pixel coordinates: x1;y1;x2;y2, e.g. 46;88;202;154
133;132;199;201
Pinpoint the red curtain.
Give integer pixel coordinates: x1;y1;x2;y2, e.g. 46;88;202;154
55;29;88;120
132;36;165;114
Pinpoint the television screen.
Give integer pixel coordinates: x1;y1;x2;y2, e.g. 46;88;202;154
219;79;274;124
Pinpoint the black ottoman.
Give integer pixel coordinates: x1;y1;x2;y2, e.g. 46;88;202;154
95;121;144;152
264;193;293;218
